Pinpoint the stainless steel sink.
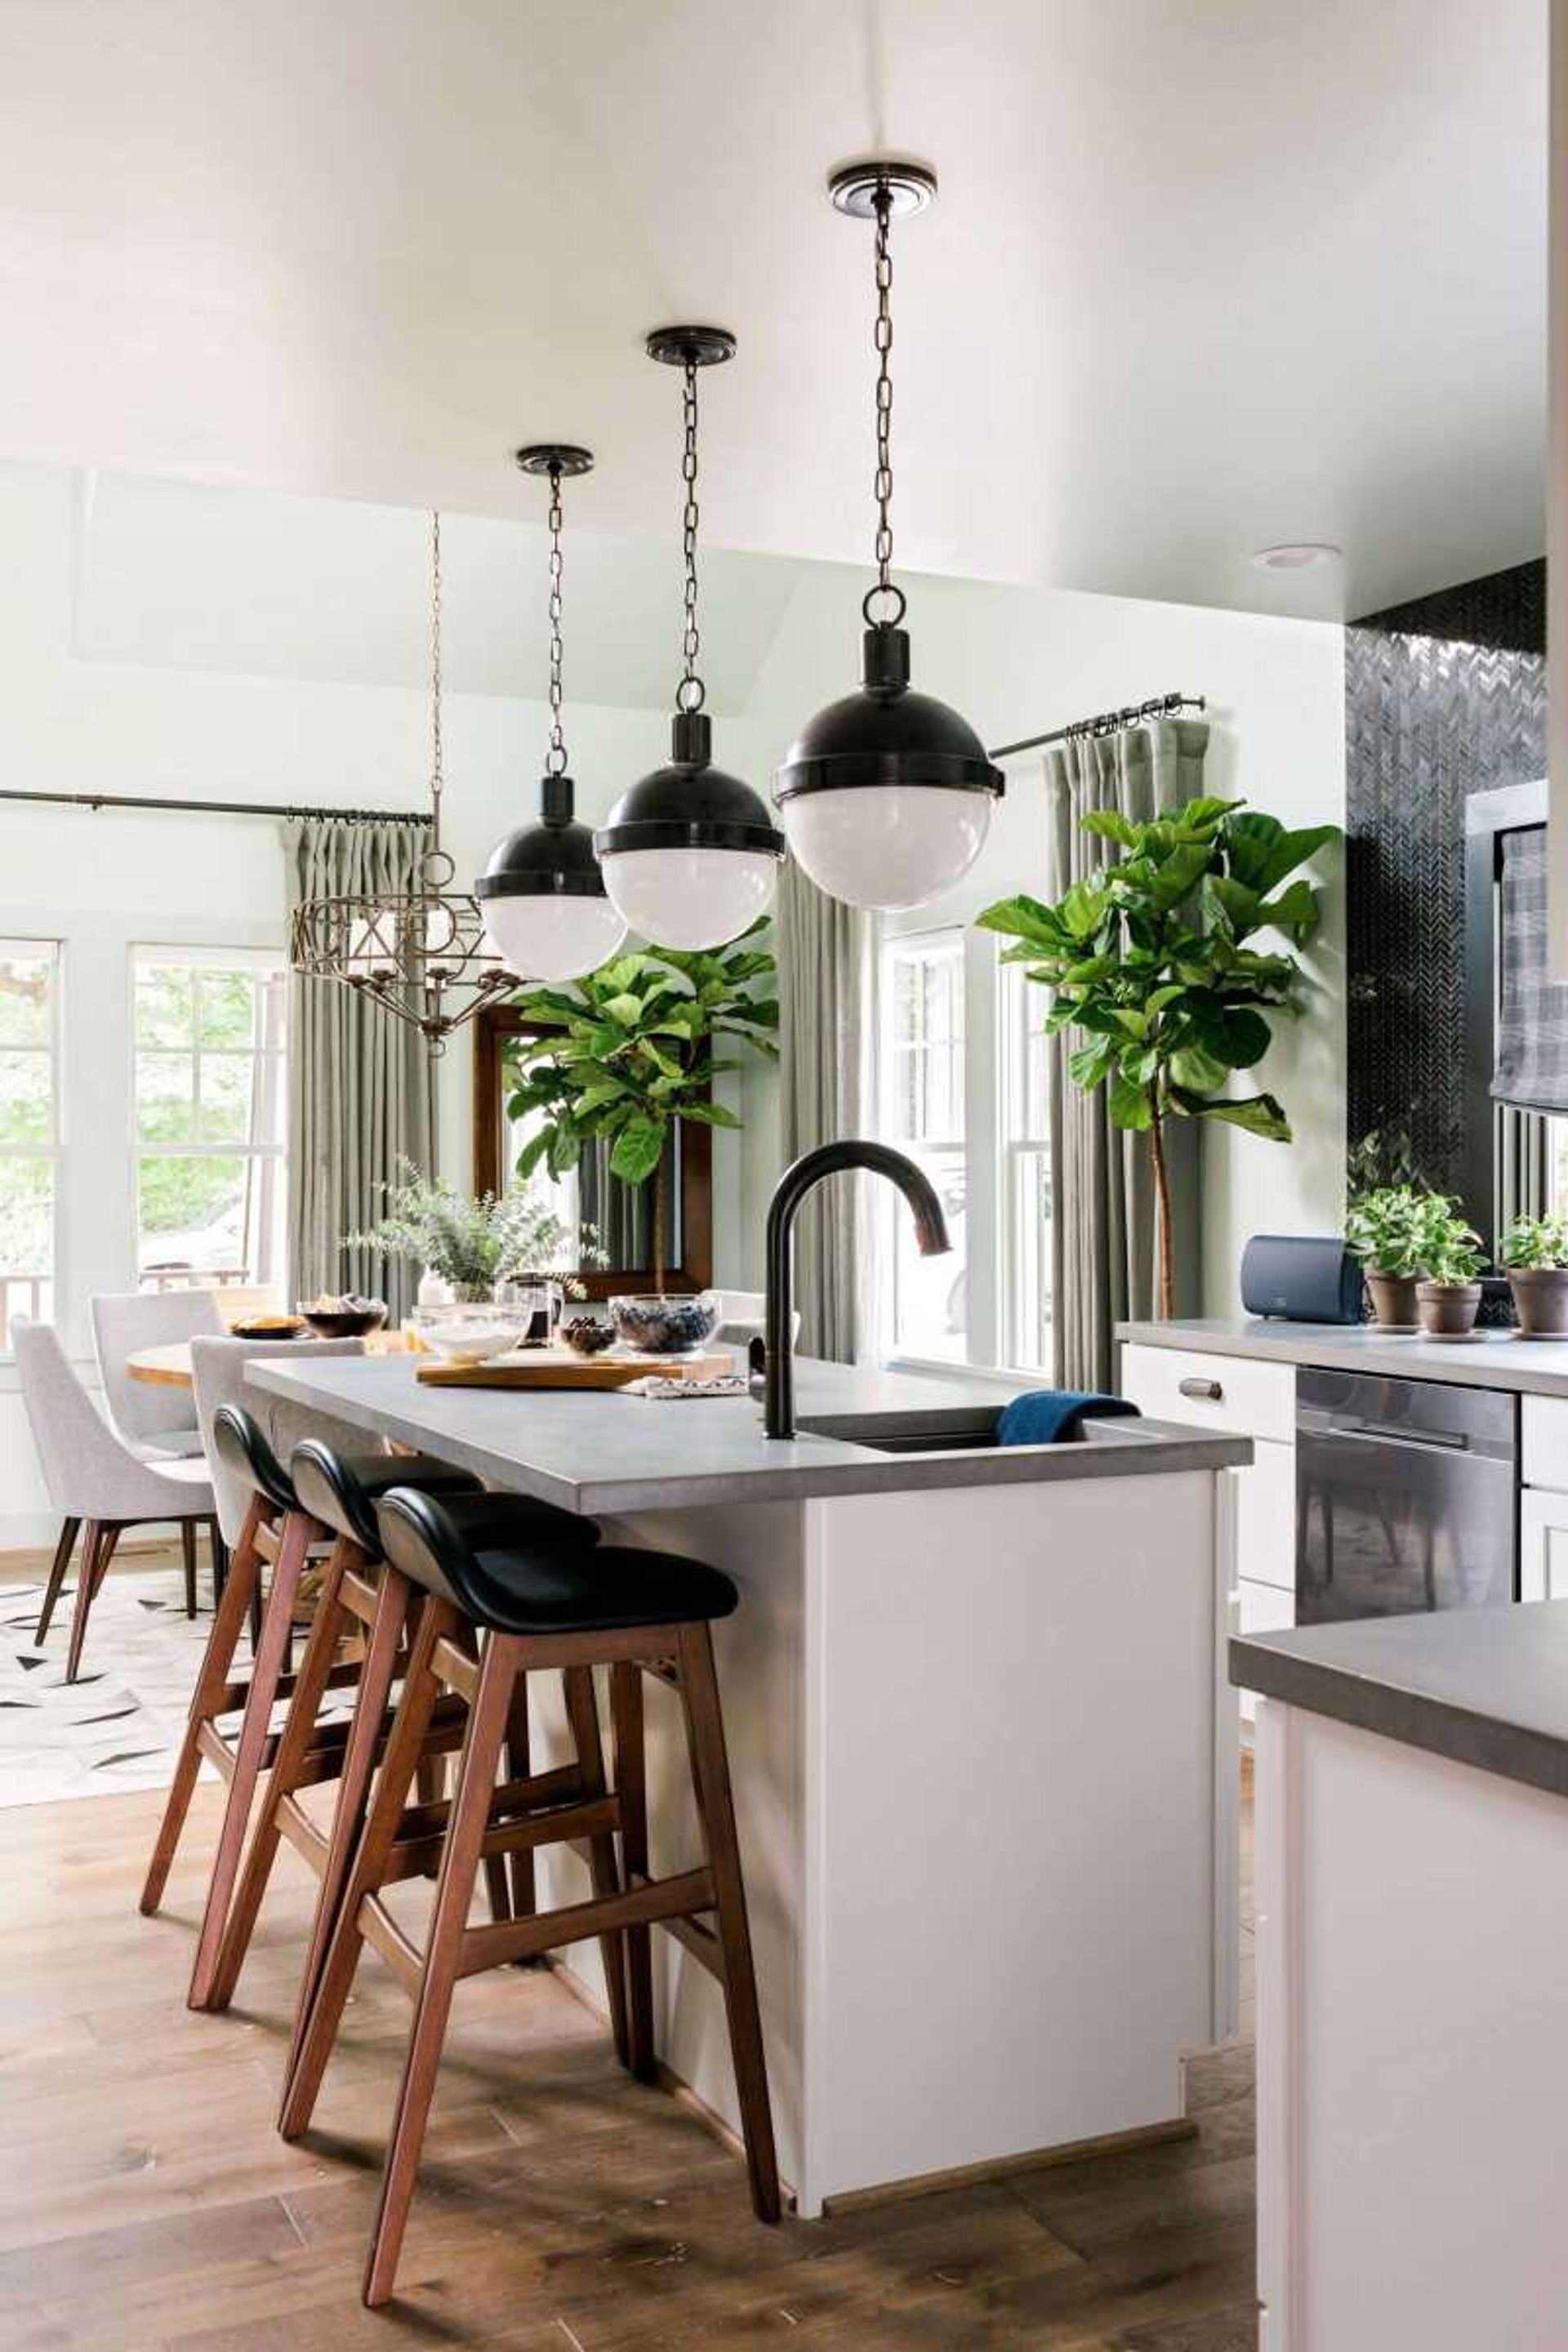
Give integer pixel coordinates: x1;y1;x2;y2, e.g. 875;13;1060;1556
795;1404;1160;1456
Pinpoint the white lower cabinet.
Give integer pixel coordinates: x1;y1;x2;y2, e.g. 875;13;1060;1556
1120;1346;1298;1723
1521;1485;1568;1601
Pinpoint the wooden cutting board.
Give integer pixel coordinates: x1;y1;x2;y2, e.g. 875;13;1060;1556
414;1347;735;1390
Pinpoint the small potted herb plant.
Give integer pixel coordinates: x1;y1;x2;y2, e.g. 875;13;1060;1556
1498;1213;1568;1338
1413;1202;1486;1339
1344;1186;1432;1329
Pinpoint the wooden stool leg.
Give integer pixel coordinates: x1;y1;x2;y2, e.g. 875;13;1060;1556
34;1516;78;1646
504;1670;537;1926
180;1520;198;1619
206;1539;354;2011
188;1509;314;2008
675;1622;780;2223
609;1661;656;2080
363;1635;519;2310
284;1570;414;2094
140;1497;267;1914
280;1601;450;2140
65;1521;119;1683
562;1663;630;2069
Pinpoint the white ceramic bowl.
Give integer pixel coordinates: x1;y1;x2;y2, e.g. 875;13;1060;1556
410;1305;528;1366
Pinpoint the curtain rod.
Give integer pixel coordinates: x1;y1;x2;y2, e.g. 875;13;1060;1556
0;788;430;824
989;693;1206;761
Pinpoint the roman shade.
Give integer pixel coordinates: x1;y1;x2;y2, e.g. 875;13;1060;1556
1491;826;1568;1113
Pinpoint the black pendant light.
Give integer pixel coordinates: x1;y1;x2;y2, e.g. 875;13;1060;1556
773;162;1004;911
594;327;785;951
477;444;629;983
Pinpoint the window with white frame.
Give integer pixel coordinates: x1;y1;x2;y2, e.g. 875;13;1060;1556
1002;957;1054;1374
879;929;968;1362
132;950;287;1289
0;940;61;1346
874;928;1054;1377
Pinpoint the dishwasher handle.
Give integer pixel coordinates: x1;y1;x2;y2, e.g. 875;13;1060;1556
1331;1419;1470;1454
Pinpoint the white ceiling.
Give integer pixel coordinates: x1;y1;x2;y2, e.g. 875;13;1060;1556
0;0;1546;619
68;470;803;715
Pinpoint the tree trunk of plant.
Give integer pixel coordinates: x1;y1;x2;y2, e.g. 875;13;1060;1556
652;1147;667;1296
1147;1095;1174;1321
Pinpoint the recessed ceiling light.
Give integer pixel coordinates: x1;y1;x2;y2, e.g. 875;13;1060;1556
1250;541;1343;571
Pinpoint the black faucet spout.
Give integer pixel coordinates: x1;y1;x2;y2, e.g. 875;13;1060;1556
763;1139;951;1441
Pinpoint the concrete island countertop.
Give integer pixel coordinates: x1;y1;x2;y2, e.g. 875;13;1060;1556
1118;1314;1568;1398
248;1353;1250;1517
1232;1604;1568;1801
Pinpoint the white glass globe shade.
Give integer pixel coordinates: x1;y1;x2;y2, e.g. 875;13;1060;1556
780;785;993;912
483;893;628;983
599;846;778;951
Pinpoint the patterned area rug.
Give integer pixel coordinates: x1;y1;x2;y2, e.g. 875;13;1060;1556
0;1567;217;1806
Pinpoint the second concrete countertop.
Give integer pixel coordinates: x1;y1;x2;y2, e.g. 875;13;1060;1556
1232;1605;1568;1800
1119;1315;1568;1399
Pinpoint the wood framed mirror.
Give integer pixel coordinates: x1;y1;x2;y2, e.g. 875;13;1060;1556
471;1004;712;1297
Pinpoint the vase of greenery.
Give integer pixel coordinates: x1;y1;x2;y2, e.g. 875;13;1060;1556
1344;1183;1434;1329
1499;1214;1568;1337
505;932;777;1303
345;1161;596;1306
978;797;1335;1316
1414;1204;1486;1337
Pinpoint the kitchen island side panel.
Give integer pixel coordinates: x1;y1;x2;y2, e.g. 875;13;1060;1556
806;1471;1226;2206
1255;1700;1568;2352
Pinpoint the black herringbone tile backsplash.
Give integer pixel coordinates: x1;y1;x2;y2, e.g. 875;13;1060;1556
1347;559;1546;1198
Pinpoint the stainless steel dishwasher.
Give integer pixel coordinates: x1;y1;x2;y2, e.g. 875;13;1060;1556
1296;1367;1517;1624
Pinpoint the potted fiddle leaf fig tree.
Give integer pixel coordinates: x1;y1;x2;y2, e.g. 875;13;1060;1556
978;797;1336;1317
506;929;777;1350
1498;1213;1568;1338
1414;1202;1486;1339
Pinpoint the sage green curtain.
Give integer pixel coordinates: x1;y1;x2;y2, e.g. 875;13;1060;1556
1045;718;1208;1389
777;858;871;1361
283;817;437;1320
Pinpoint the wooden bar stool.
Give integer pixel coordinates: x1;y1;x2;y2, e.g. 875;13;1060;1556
279;1484;780;2309
204;1440;600;2030
139;1404;481;2008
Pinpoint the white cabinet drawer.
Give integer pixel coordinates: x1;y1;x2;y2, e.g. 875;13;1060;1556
1235;1437;1297;1591
1120;1343;1295;1444
1522;1397;1568;1493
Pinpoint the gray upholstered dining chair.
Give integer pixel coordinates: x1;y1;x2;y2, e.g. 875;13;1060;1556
91;1287;224;1462
13;1316;220;1682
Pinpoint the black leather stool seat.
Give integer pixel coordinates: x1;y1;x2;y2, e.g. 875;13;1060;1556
375;1486;737;1637
212;1405;301;1517
290;1438;490;1552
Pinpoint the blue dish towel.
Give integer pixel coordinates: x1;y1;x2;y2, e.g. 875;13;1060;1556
996;1389;1141;1446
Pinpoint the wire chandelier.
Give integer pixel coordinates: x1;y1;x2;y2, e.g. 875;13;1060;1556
289;512;511;1050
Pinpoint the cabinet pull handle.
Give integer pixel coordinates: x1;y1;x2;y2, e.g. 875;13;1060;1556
1178;1376;1223;1401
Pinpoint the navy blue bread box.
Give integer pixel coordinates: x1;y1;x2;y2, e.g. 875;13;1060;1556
1240;1234;1363;1325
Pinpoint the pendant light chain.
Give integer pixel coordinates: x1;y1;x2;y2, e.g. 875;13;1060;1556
678;357;706;713
866;185;906;629
426;509;448;871
546;462;568;774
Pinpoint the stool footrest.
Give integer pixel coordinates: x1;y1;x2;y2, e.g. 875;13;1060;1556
457;1864;717;1978
383;1792;621;1888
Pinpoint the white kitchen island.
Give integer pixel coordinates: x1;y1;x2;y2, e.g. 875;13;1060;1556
253;1353;1248;2217
1236;1606;1568;2352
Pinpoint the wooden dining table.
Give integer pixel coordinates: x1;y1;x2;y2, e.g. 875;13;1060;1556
127;1332;409;1390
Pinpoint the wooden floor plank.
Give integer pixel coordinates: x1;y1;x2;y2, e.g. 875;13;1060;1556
0;1778;1258;2350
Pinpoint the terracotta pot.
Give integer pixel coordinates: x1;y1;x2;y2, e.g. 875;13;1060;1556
1365;1270;1421;1329
1415;1280;1482;1338
1506;1266;1568;1338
